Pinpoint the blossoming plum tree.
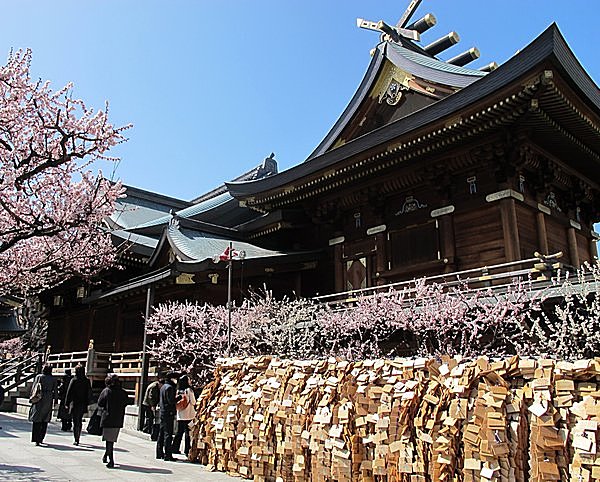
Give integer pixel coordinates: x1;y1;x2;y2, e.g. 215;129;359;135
0;49;128;295
147;277;544;385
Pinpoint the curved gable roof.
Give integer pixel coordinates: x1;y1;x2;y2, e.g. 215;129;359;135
306;39;485;162
227;24;600;201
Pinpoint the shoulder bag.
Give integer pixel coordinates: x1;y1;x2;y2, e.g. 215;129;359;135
29;379;42;404
86;407;103;435
176;390;189;411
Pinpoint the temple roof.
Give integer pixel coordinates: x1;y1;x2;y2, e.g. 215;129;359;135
111;229;159;257
305;29;487;161
123;156;278;234
226;24;600;204
384;42;485;87
165;222;284;264
191;153;277;203
107;185;190;231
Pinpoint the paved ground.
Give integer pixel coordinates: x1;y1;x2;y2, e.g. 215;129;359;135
0;412;236;481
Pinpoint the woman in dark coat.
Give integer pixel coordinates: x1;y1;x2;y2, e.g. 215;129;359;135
57;369;73;431
29;364;58;445
97;374;131;468
65;364;91;445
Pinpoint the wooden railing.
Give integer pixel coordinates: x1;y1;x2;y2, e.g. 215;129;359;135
0;352;43;393
109;351;157;377
45;350;89;375
44;344;159;404
0;354;29;373
313;253;570;308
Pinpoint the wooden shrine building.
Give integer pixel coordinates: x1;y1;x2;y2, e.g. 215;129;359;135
44;7;600;353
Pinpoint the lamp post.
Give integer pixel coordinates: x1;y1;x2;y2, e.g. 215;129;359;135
137;283;154;431
226;243;233;355
213;242;245;356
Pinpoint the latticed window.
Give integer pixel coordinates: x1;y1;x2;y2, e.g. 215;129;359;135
389;221;439;267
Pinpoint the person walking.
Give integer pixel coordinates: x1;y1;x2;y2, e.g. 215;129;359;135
65;364;92;445
0;381;4;430
57;369;73;431
156;372;178;461
96;374;131;468
29;364;57;446
142;376;162;441
172;375;196;457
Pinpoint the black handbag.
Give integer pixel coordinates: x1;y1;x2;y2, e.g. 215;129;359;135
59;402;73;419
86;408;102;435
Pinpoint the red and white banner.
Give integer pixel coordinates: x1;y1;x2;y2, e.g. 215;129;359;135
218;246;241;261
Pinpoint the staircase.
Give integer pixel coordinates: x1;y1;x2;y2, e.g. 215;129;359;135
0;353;43;411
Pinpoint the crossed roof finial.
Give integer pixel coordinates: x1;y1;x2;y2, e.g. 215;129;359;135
357;0;423;43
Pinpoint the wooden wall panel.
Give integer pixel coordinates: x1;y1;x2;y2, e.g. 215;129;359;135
91;304;119;352
516;204;538;259
454;205;504;270
120;303;145;352
545;217;570;264
576;232;592;264
69;311;91;352
47;316;65;353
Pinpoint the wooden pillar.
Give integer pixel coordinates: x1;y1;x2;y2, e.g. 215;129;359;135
114;302;124;352
536;212;549;255
591;239;599;260
499;198;521;262
438;215;456;272
567;227;580;268
374;233;386;286
63;310;72;352
334;245;344;293
86;307;95;349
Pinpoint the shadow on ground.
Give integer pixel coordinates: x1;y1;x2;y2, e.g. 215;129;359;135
116;464;173;474
0;464;62;481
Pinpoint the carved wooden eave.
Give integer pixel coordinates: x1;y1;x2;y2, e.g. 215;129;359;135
244;81;541;210
521;143;600;199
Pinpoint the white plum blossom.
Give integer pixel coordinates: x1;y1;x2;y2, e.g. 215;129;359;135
146;267;600;386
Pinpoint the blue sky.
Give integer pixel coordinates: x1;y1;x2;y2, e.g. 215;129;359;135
1;1;598;200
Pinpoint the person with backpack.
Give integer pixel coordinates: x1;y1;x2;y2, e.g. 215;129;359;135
172;375;196;457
